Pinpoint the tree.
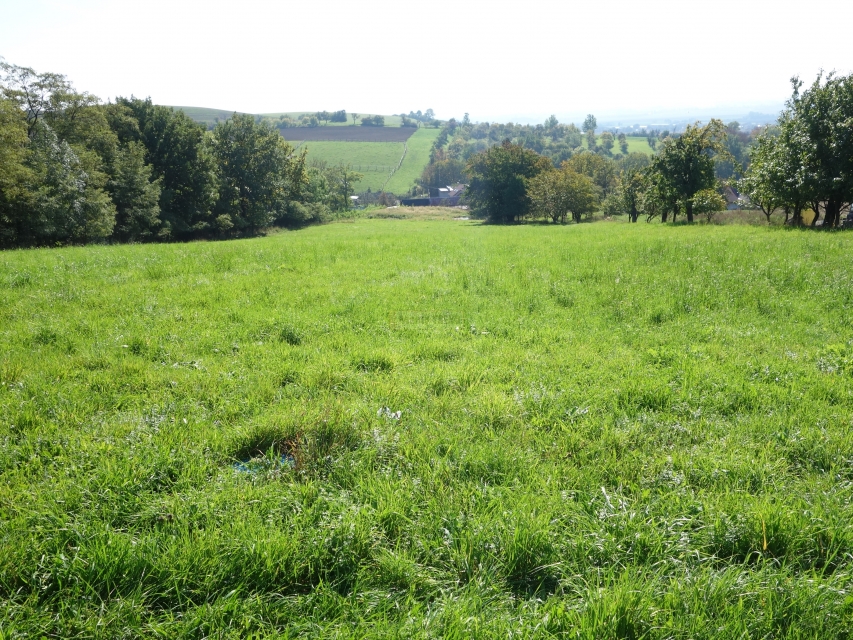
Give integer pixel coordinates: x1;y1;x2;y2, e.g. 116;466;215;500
563;152;617;195
646;119;730;223
351;112;360;126
528;167;598;223
786;73;853;227
327;164;363;211
116;98;217;237
0;61;98;139
0;96;35;246
739;134;784;223
582;114;597;134
599;131;615;156
420;157;466;189
464;140;552;223
618;133;628;155
108;141;162;241
210;114;307;234
692;188;726;222
23;123;115;245
620;170;645;223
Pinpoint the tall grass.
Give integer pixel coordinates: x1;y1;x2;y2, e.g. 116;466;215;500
1;220;852;637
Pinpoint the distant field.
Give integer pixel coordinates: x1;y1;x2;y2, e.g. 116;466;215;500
265;113;405;128
288;128;441;194
168;107;407;129
581;135;655;155
170;105;249;125
385;128;442;194
279;126;417;142
299;141;405;191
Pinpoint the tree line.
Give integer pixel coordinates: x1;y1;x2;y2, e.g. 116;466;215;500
0;61;365;248
450;73;852;227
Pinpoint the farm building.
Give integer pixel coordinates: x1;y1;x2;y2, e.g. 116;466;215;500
428;185;465;206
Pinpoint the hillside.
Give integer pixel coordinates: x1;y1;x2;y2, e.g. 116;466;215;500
169;106;434;193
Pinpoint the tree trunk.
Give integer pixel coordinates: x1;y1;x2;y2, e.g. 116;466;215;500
661;210;668;223
792;206;803;226
810;200;822;227
824;198;841;228
686;200;694;224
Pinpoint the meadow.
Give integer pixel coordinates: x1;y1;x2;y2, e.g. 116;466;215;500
384;128;443;194
1;219;852;638
581;136;655;155
292;142;405;192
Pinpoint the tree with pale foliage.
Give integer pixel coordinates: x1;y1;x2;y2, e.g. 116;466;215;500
528;167;598;224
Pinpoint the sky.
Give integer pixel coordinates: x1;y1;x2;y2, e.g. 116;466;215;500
2;0;851;124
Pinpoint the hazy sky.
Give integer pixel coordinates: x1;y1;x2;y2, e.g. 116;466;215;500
2;0;851;123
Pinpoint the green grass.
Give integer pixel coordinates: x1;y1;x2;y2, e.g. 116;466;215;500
385;128;442;194
581;135;655;155
2;220;853;637
169;105;251;125
290;141;406;191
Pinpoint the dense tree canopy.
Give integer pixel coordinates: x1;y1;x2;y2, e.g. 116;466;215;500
645;120;729;223
740;72;853;227
464;141;551;223
0;60;345;247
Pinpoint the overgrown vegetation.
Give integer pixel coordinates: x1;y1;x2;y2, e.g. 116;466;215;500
1;220;852;636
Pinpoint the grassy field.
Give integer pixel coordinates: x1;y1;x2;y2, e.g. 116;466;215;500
2;220;853;637
290;141;406;192
581;135;655;155
385;128;443;194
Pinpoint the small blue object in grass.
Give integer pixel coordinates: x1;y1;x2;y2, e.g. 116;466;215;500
233;454;295;474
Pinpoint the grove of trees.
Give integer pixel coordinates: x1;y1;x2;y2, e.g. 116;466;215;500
739;73;853;227
0;60;366;248
433;72;852;227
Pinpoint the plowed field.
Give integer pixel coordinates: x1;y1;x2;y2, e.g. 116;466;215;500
280;126;418;142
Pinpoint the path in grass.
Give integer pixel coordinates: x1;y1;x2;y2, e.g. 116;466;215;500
296;141;405;191
384;127;442;194
1;222;852;637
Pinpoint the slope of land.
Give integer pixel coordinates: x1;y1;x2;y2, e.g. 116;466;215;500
168;105;251;125
384;127;443;194
295;141;405;191
168;106;405;128
2;221;852;637
280;126;417;142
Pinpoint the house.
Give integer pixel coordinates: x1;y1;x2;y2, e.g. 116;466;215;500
723;185;747;210
428;185;465;207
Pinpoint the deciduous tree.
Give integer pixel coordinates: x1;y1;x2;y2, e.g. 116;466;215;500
464;140;551;223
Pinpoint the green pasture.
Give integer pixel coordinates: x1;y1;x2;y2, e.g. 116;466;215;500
293;141;405;192
2;220;853;637
581;135;655;155
170;105;250;125
385;127;443;194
